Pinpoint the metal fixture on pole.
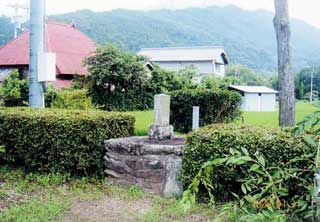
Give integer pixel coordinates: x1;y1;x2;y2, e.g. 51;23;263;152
29;0;45;108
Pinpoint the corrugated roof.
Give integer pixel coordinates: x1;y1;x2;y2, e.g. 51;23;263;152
138;46;229;64
228;85;278;94
0;20;96;75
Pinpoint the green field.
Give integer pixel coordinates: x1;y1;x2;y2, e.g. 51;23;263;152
131;101;319;135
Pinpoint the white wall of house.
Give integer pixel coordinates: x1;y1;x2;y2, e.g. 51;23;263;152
155;59;225;77
242;93;276;112
0;68;15;82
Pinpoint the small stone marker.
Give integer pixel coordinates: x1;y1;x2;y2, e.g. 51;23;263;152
148;94;174;140
192;106;200;130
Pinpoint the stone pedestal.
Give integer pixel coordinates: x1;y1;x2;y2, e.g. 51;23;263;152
104;136;184;198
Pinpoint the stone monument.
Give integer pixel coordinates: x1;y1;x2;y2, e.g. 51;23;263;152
148;94;174;140
104;94;184;198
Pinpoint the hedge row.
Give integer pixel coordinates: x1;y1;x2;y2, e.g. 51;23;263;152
170;89;242;133
182;124;315;201
0;108;135;175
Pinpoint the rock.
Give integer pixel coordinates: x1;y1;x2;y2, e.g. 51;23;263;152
104;136;184;197
148;125;174;140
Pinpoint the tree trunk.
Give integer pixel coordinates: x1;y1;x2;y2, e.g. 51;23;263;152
274;0;295;127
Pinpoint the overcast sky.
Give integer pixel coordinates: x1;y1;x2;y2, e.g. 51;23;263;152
1;0;320;28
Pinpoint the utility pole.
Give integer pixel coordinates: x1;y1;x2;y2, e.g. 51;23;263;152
29;0;45;108
7;3;29;38
310;68;314;103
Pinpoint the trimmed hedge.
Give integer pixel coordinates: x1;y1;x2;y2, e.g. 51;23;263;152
0;108;135;175
182;124;315;201
170;89;242;133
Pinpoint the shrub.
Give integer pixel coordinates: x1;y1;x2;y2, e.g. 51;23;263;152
85;44;152;111
182;124;315;202
44;84;58;108
0;108;135;175
0;70;28;107
170;89;242;133
51;89;95;110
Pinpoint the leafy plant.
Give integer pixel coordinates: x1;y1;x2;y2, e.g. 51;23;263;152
51;89;95;110
0;70;28;107
181;124;317;221
181;147;315;220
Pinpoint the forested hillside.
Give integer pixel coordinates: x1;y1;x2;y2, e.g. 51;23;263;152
2;6;320;71
0;16;14;46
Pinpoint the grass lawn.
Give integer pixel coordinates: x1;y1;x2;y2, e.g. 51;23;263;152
132;101;319;135
241;101;319;126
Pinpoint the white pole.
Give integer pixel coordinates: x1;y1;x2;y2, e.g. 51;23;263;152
192;106;200;130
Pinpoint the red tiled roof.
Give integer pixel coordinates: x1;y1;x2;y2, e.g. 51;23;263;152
0;20;96;75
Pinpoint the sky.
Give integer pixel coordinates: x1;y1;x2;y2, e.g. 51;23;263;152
1;0;320;28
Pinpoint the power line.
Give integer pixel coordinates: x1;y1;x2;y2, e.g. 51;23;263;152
6;2;29;38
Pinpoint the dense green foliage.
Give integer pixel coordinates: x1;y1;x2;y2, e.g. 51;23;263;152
0;70;29;107
50;89;95;110
85;44;152;111
49;6;320;71
295;67;320;100
170;89;242;133
0;108;135;175
225;64;274;86
182;124;315;200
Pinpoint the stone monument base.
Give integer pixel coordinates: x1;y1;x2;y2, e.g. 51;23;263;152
104;136;184;198
148;125;174;140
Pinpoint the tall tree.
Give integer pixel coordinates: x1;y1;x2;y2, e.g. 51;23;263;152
274;0;295;127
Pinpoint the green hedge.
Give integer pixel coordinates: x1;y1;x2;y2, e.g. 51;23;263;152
182;124;315;201
0;108;135;175
51;89;95;110
170;89;242;133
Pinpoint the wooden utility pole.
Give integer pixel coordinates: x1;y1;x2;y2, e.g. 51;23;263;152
274;0;295;127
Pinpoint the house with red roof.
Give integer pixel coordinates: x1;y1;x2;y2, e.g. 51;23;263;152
0;20;96;89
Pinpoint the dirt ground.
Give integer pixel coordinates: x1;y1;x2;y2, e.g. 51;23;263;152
60;196;152;222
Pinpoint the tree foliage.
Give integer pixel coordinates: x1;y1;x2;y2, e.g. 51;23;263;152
85;44;152;111
0;70;28;107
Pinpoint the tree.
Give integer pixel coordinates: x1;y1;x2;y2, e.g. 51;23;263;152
85;44;151;111
274;0;295;127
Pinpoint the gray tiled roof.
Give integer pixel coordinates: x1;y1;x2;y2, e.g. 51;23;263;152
138;46;229;64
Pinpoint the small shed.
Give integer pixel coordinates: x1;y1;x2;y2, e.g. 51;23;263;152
228;85;278;112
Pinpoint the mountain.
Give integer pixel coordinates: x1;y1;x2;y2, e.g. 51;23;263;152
2;6;320;71
0;16;14;46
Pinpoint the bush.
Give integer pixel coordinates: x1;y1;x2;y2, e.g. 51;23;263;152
170;89;242;133
51;89;95;110
0;70;28;107
85;44;152;111
0;108;135;175
182;124;315;202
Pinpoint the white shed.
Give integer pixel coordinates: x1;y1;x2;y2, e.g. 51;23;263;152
228;85;278;112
